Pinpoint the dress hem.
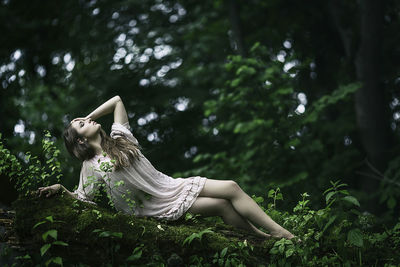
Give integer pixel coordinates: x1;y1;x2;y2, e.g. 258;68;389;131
154;176;207;221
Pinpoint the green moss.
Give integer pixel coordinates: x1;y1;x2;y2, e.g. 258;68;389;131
12;193;273;265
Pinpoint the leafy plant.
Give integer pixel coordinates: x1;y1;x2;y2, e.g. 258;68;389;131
269;238;295;258
92;228;123;265
267;188;283;209
126;243;144;262
184;212;201;223
32;215;68;266
323;180;360;209
212;247;240;267
183;228;214;246
0;131;62;197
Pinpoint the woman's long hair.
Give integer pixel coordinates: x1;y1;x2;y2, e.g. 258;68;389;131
63;125;142;170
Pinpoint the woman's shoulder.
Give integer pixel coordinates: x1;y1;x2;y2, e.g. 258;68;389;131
111;121;131;133
83;154;112;169
110;121;139;145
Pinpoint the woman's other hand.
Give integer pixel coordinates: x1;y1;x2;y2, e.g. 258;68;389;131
37;184;62;198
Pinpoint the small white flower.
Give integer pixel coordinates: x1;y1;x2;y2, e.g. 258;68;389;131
157;224;165;231
244;239;248;247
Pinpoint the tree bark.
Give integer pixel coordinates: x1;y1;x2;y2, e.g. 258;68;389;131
354;0;392;208
229;0;246;57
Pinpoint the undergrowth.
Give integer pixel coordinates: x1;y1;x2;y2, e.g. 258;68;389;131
1;132;400;266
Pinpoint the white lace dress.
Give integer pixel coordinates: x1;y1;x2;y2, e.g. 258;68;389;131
72;122;207;221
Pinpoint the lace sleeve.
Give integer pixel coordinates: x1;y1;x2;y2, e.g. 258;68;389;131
72;161;103;205
110;122;139;145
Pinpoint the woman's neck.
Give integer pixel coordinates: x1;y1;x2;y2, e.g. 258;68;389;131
88;134;103;155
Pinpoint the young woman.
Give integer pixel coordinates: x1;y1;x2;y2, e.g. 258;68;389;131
37;96;295;240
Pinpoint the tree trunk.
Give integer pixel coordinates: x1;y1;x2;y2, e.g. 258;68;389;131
354;0;392;210
229;0;246;57
7;194;273;266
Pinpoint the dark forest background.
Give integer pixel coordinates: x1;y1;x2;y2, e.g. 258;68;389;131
1;0;399;224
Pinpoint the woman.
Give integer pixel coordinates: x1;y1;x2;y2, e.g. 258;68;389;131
37;96;295;240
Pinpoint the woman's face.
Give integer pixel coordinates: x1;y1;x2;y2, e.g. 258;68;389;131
71;118;101;140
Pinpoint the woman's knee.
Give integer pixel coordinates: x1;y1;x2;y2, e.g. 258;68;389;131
225;180;242;197
209;198;231;215
218;198;232;210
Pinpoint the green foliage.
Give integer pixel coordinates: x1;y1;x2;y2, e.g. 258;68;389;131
92;228;123;239
213;246;243;267
186;42;362;210
267;188;283;209
184;212;202;223
126;243;144;262
379;156;400;217
32;215;69;266
323;180;360;209
0;131;62;197
92;228;124;265
262;180;400;266
303;83;360;124
269;238;295;258
183;228;214;246
9;177;400;266
2;0;400;265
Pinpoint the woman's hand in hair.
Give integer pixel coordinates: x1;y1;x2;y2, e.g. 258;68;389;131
37;184;62;198
70;116;89;124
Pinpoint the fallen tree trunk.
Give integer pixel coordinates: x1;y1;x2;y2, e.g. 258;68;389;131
8;192;275;266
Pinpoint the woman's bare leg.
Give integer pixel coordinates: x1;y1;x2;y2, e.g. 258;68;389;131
188;197;271;238
198;179;294;239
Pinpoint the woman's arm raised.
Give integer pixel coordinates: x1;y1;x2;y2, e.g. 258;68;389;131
74;95;129;125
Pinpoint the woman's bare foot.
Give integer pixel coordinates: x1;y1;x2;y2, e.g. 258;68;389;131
270;229;295;240
270;229;303;243
258;232;272;239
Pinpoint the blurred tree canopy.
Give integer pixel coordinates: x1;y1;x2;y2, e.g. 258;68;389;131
1;0;399;221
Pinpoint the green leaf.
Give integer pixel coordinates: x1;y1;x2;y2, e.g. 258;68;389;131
278;244;285;254
42;230;57;241
339;189;349;195
387;197;396;210
342;196;360;207
268;189;275;198
236;65;256;76
253;196;264;204
221;247;228;258
269;247;278;255
111;232;123;238
230;78;241;88
32;221;46;229
15;254;31;260
51;257;63;265
53;241;69;246
40;243;51;256
45;216;54;223
325;191;336;203
99;231;110;237
126;249;142;261
285;249;294;258
347;228;364;247
321;215;337;234
275;87;293;95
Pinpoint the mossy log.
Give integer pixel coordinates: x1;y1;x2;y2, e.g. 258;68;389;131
10;192;276;266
